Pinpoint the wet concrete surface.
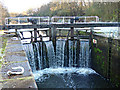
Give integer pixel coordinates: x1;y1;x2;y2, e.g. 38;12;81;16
0;34;37;88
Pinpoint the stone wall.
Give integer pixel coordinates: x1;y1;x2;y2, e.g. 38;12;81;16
91;35;120;87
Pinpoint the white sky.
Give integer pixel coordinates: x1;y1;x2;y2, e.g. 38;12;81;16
0;0;52;13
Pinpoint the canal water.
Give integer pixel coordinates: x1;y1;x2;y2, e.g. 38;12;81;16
23;40;113;88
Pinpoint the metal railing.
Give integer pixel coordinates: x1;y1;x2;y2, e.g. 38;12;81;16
51;16;99;24
5;16;99;25
5;16;50;25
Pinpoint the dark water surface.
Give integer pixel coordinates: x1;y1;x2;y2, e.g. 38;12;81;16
36;73;113;88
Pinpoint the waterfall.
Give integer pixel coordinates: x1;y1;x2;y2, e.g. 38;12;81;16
23;44;36;71
44;40;65;68
69;41;74;67
68;40;77;67
56;40;65;67
80;41;89;67
24;40;90;71
45;41;56;68
64;40;89;68
33;42;42;70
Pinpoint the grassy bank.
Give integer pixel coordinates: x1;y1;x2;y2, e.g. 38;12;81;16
0;36;7;68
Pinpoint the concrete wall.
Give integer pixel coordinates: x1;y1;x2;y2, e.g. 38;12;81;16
91;35;120;87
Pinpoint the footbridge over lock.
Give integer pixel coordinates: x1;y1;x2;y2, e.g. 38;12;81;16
4;16;119;42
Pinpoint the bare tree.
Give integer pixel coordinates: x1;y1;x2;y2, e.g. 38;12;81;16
0;1;9;27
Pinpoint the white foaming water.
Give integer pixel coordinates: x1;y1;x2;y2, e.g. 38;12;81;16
56;40;66;67
45;41;56;68
33;67;96;80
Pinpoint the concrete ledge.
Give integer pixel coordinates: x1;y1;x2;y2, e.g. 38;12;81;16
0;35;37;88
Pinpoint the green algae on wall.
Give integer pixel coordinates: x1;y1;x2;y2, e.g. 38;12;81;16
92;35;120;88
91;35;109;79
109;39;120;87
93;47;107;75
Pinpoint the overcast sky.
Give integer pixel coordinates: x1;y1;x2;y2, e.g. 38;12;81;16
0;0;52;13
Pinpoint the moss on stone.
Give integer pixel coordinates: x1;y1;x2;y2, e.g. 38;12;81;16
0;37;8;69
0;62;2;68
94;47;102;53
0;76;33;82
3;60;27;65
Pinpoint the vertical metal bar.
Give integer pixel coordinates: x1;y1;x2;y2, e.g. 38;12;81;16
76;39;80;67
89;27;94;68
34;27;37;42
71;26;74;40
15;28;18;36
30;31;33;43
37;31;39;36
59;29;61;37
89;27;94;50
73;17;75;24
64;40;69;67
45;31;48;36
51;26;57;53
76;30;80;67
49;28;52;41
40;35;42;42
67;40;69;67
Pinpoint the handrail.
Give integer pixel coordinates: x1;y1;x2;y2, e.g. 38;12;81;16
5;16;99;25
5;16;50;25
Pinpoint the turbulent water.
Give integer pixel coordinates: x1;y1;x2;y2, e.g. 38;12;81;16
24;40;91;70
23;40;113;88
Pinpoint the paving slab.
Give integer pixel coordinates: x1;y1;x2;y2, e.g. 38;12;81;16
5;44;24;53
1;77;37;88
3;52;27;63
1;61;32;80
